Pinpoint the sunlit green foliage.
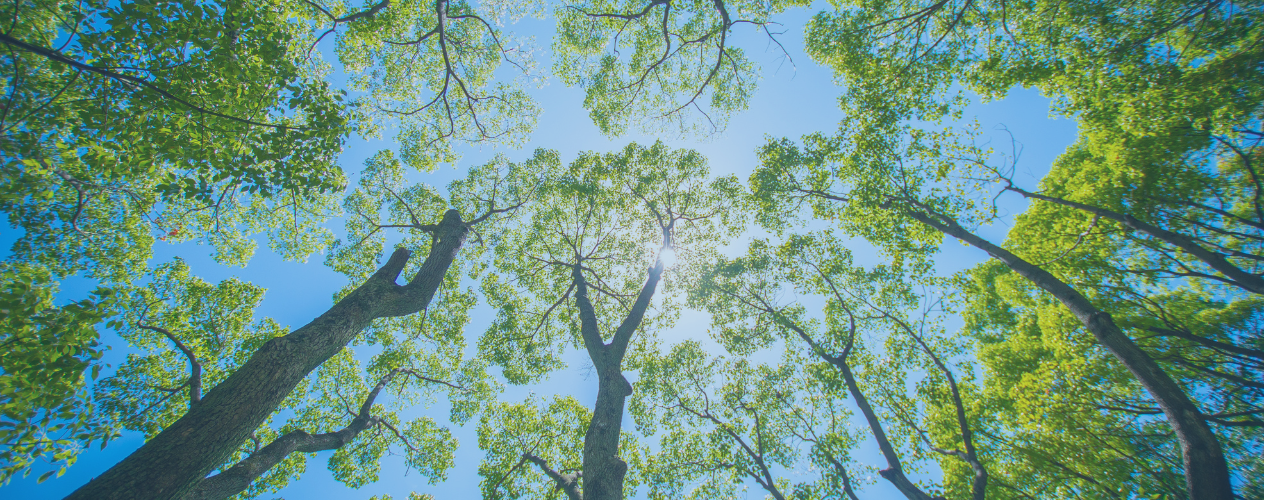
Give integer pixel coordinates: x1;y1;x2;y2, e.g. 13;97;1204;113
1;0;543;484
554;0;808;135
754;0;1264;494
5;0;1263;497
477;395;591;499
329;0;542;164
472;141;745;497
97;259;284;438
0;264;115;485
478;141;744;384
685;232;982;499
633;341;863;500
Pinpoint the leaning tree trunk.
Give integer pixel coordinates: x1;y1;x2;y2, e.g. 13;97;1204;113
781;319;940;500
902;206;1234;500
65;210;470;500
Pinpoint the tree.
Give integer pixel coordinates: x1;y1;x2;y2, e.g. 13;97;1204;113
689;233;988;500
2;0;542;484
943;138;1264;496
951;262;1226;498
751;126;1240;498
9;0;1261;497
63;151;547;500
2;0;540;203
476;141;743;499
85;254;479;500
802;0;1264;143
1;3;355;477
761;0;1264;495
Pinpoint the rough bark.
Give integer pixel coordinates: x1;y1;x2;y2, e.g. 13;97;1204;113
65;209;471;500
180;370;398;500
901;205;1234;500
572;259;664;500
1005;185;1264;295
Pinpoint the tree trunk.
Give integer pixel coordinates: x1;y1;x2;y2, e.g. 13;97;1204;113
180;369;399;500
572;260;664;500
581;367;633;500
903;207;1234;500
65;210;470;500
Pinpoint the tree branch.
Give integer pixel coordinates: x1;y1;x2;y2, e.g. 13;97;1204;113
182;370;398;500
1004;184;1264;295
0;33;297;131
137;320;202;407
522;453;583;500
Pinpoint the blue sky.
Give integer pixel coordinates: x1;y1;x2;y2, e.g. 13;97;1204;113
5;4;1078;499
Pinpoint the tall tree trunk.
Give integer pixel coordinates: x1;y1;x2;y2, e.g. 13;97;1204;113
902;205;1234;500
582;366;634;500
572;259;664;500
65;210;470;500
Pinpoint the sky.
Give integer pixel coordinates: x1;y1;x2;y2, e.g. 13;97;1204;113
4;4;1078;499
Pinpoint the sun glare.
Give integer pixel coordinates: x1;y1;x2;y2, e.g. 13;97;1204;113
658;247;677;268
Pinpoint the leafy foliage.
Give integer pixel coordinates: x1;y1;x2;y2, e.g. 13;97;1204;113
0;264;115;485
474;141;745;498
554;0;807;135
5;0;1264;497
478;141;744;384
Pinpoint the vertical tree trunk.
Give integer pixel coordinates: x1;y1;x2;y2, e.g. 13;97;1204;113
572;260;664;500
65;210;470;500
581;367;634;500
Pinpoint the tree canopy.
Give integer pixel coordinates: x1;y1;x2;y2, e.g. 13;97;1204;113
2;0;1261;498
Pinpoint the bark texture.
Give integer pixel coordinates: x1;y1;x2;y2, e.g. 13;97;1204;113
65;210;470;500
181;370;397;500
573;259;664;500
902;206;1234;500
